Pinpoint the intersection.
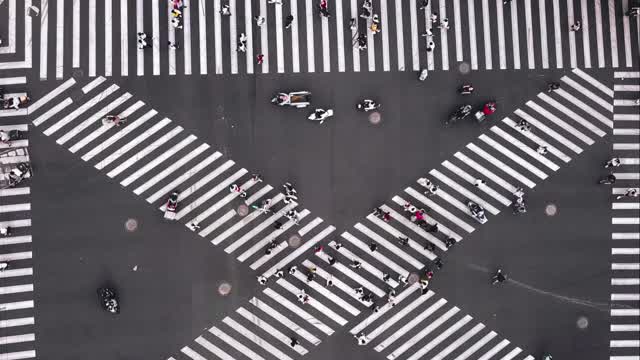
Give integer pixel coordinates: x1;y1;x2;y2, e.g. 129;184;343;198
1;1;639;360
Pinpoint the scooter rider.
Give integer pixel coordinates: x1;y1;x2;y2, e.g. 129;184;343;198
357;33;367;50
492;269;507;284
468;201;485;220
359;99;379;111
0;130;10;144
314;109;326;119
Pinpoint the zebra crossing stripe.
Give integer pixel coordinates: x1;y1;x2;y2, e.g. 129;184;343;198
537;93;607;137
275;1;285;73
380;0;390;71
478;134;548;180
353;223;424;269
350;0;360;72
180;346;206;360
183;0;192;74
330;238;401;288
82;76;106;94
236;307;309;355
321;5;331;72
136;0;144;75
289;268;360;316
0;284;33;295
32;99;73;128
467;0;478;70
243;185;273;207
477;338;510;360
453;0;462;62
424;2;433;70
466;143;537;187
350;284;420;336
524;0;534;69
367;11;375;71
441;160;512;205
56;0;65;79
342;231;411;277
431;323;485;360
222;317;291;360
489;127;560;171
188;178;257;224
579;0;591;68
367;290;435;342
249;296;321;345
622;0;633;67
403;188;476;233
428;169;501;214
552;0;562;68
263;287;334;335
168;0;177;75
208;325;266;360
438;0;448;70
213;0;222;74
538;0;549;69
260;0;269;73
409;0;419;71
317;248;388;297
481;0;491;69
366;214;438;260
561;76;613;112
514;109;583;154
336;0;346;72
105;0;113;76
152;0;160;75
277;278;348;326
424;184;484;221
302;259;374;306
594;0;605;68
172;168;247;216
250;240;288;269
407;315;473;360
553;90;613;128
498;347;522;360
567;0;577;68
198;209;236;237
28;78;76;115
120;0;129;76
510;0;521;69
453;331;497;360
389;196;460;243
193;336;234;360
608;0;619;67
229;0;238;74
39;0;49;80
495;0;506;69
197;0;207;74
298;217;323;236
244;0;254;74
290;0;301;72
89;0;97;76
502;117;571;163
395;0;405;71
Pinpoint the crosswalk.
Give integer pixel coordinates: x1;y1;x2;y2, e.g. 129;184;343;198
609;71;639;360
0;124;37;360
7;0;639;79
0;0;34;71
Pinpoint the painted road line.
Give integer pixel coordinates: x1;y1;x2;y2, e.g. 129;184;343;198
431;323;485;360
95;118;172;170
275;2;285;73
539;0;548;68
182;0;192;74
0;0;16;54
350;0;360;71
466;143;537;187
152;0;160;75
262;226;336;277
298;216;322;236
510;0;520;69
40;0;49;79
105;0;113;76
380;0;390;71
236;307;308;355
0;203;31;213
439;0;448;70
350;285;420;335
608;0;619;67
174;169;248;219
260;0;269;73
366;12;375;71
343;231;410;277
24;77;75;114
290;0;300;72
316;249;387;296
0;77;26;85
302;259;374;306
213;0;222;73
0;187;30;197
306;0;315;72
56;0;65;79
561;76;613;112
277;279;348;326
611;263;640;270
409;0;418;71
612;218;640;225
290;270;360;317
613;130;640;136
223;317;292;360
83;110;157;162
0;267;33;279
0;285;33;295
249;296;321;345
614;84;640;91
551;0;562;68
407;315;473;360
464;336;503;360
353;223;424;269
495;347;521;360
0;251;32;261
478;134;548;179
368;291;436;343
197;209;236;238
537;93;607;137
481;0;491;69
208;325;265;360
425;2;433;70
0;334;35;345
426;183;488;221
163;160;236;205
489;127;560;171
612;248;640;255
453;0;462;61
168;0;176;75
567;0;577;68
0;219;32;228
622;0;633;67
429;169;501;214
404;188;476;233
387;197;457;244
579;0;590;68
32;99;73;128
336;0;346;72
453;152;517;193
468;0;478;70
328;239;400;287
198;0;207;74
249;240;288;269
230;0;238;74
180;346;207;360
611;294;640;301
120;0;128;76
0;351;36;360
89;0;96;76
611;324;640;331
188;179;259;225
554;89;613;128
524;0;534;69
395;0;405;71
0;317;35;328
514;109;583;154
572;68;615;97
496;0;506;69
367;214;438;260
594;0;604;67
263;287;334;335
76;76;105;92
137;0;144;75
321;5;330;72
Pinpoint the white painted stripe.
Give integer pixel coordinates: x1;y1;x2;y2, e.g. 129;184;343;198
82;76;106;94
152;0;160;75
510;0;520;69
366;9;375;72
552;0;563;68
367;214;438;260
515;109;583;153
44;84;119;135
119;0;128;76
0;219;32;228
612;202;640;210
612;263;640;270
498;347;522;360
56;0;65;79
441;160;512;205
244;185;273;208
0;334;35;345
479;0;492;69
611;324;640;331
453;0;462;61
174;168;247;219
0;0;17;55
594;0;605;67
105;0;113;76
164;160;236;205
396;0;406;71
380;0;390;71
611;309;640;315
0;204;31;213
467;143;537;187
213;0;222;74
614;84;640;91
350;0;360;71
180;346;206;360
429;169;501;214
409;0;419;71
208;325;265;360
579;0;591;68
28;78;77;115
298;217;323;236
134;144;210;195
496;0;506;69
567;0;577;68
104;124;181;175
335;0;346;72
31;98;73;127
524;0;534;69
478;134;548;179
69;100;145;153
622;0;633;67
538;0;548;68
0;187;30;197
439;0;448;70
611;278;640;285
321;7;330;72
83;110;157;161
260;0;269;73
425;2;433;70
277;278;348;326
197;0;207;74
611;293;640;301
0;285;33;295
489;127;560;171
611;340;640;348
89;0;96;76
236;307;308;355
405;187;477;232
275;1;285;73
343;231;410;276
453;151;518;193
0;350;36;360
368;291;435;342
612;233;640;240
183;0;192;75
0;268;33;278
614;72;640;78
612;218;640;225
614;99;640;106
468;0;478;69
386;306;459;358
223;317;291;360
561;77;613;112
329;237;402;287
0;251;32;261
316;249;387;296
612;248;640;255
432;323;485;360
290;269;360;316
195;209;235;238
263;287;334;335
392;195;462;242
262;226;335;277
502;117;571;163
350;285;420;335
244;0;254;74
136;0;144;75
39;0;49;79
290;0;300;72
407;315;474;360
0;140;27;149
249;296;321;345
167;1;176;75
185;178;257;223
0;77;26;85
57;93;132;145
477;339;510;360
302;259;375;307
353;223;424;268
537;93;607;136
0;300;34;311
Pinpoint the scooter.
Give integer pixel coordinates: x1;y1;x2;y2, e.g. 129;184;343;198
308;109;334;124
467;200;487;224
445;104;472;125
98;287;120;314
356;100;381;112
418;69;428;81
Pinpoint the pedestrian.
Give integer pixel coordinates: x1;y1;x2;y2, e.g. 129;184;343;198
306;268;316;282
290;337;299;347
491;269;507;284
283;182;297;194
430;12;438;23
419;0;429;10
434;258;443;269
221;4;231;15
274;221;283;229
444;237;455;248
419;279;429;294
265;241;278;255
188;222;200;231
354;286;364;295
349;17;357;30
326;275;334;286
387;289;396;305
474;178;486;187
252;173;263;182
257;275;268;285
426;41;436;52
382;211;391;222
27;5;40;17
517;119;531;132
397;236;409;246
355;333;368;345
570;21;581;31
404;203;417;213
369;243;377;252
333;242;343;250
328;256;337;265
616;188;638;200
254;15;266;26
598;173;616;185
372;304;380;312
382;273;390;282
439;18;449;30
547;82;561;92
275;268;285;278
229;183;247;198
425;223;438;233
350;260;362;269
138;38;151;49
314;245;324;254
398;274;409;285
168;41;179;49
424;242;435;252
503;0;512;4
626;8;640;17
288;265;297;275
297;290;310;304
285;14;294;29
257;54;264;64
425;268;434;279
171;17;183;29
421;29;434;38
0;226;10;237
604;157;621;168
536;145;548;155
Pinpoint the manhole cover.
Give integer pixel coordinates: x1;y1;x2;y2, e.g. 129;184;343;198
218;282;232;296
458;62;471;74
237;204;249;216
576;316;589;329
545;204;557;216
288;235;302;248
408;273;420;284
125;218;138;232
369;111;382;125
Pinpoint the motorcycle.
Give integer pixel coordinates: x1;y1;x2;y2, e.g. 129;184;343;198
164;190;179;220
308;109;334;124
356;100;381;112
98;287;120;314
466;200;487;224
445;104;472;125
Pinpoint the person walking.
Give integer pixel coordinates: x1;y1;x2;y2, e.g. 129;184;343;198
604;157;621;168
285;14;294;29
570;21;581;31
257;54;265;64
254;15;266;26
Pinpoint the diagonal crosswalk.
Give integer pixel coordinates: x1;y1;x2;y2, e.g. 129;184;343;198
7;0;638;78
609;71;640;360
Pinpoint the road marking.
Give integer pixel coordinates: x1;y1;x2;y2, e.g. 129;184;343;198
289;269;360;316
198;0;207;74
152;0;160;75
552;0;562;68
622;0;633;67
510;0;521;69
174;169;247;218
136;0;144;75
481;0;491;69
236;307;308;355
515;109;583;153
0;0;16;54
321;5;330;72
432;323;485;360
453;0;462;61
490;127;560;171
40;0;49;79
213;0;222;73
263;288;334;335
404;188;476;233
385;306;458;357
573;68;615;97
305;0;315;72
209;325;266;360
524;0;534;69
538;0;548;68
350;0;359;71
380;0;390;71
495;0;506;69
89;0;97;76
477;339;510;359
180;346;206;360
409;0;418;71
244;0;253;74
554;88;613;128
275;2;285;73
567;0;577;68
408;315;473;360
439;0;448;70
353;223;423;268
291;0;300;72
527;100;594;145
249;296;321;345
193;337;233;360
336;0;346;71
105;0;113;76
27;78;76;115
277;278;347;325
343;230;410;277
395;0;405;70
579;0;591;68
594;0;604;67
368;213;438;258
223;317;291;360
367;11;375;71
0;77;26;85
183;0;192;74
429;169;501;213
260;0;269;73
32;99;73;128
120;0;128;76
468;0;478;69
608;0;618;67
168;0;176;75
478;134;547;179
43;86;115;134
0;301;33;311
350;285;422;336
56;0;65;79
424;1;433;70
229;0;238;74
